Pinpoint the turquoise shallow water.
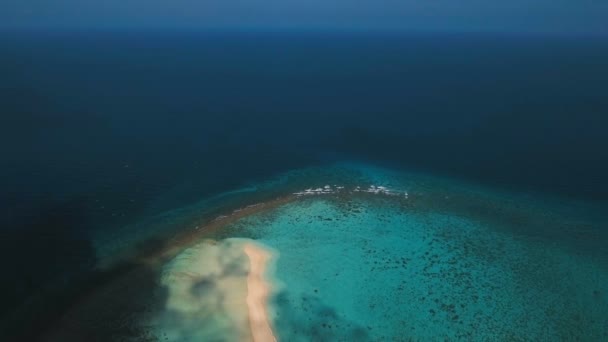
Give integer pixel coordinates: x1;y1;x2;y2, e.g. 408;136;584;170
4;33;608;342
39;163;608;341
233;198;607;340
211;164;608;341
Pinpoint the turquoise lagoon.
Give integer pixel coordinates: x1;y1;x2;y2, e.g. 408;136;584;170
50;163;608;341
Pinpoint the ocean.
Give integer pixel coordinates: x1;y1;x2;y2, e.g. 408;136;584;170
0;30;607;340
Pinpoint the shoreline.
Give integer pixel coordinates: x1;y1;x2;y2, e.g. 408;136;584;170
33;196;295;342
99;194;298;269
21;176;608;341
153;238;279;341
244;243;277;342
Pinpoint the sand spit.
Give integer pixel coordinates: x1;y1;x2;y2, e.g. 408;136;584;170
40;184;410;341
156;239;277;341
42;195;289;341
244;243;277;342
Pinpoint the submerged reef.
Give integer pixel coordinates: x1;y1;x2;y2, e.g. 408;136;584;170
9;164;607;341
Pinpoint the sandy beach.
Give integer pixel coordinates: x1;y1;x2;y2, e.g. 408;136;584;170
145;238;278;342
244;243;277;342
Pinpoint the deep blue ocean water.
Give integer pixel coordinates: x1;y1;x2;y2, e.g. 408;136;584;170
1;30;607;340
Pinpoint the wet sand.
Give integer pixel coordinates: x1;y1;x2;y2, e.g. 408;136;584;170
244;243;277;342
39;193;292;342
154;239;277;341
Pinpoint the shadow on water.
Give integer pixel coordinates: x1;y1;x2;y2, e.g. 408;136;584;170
40;260;168;342
0;198;95;338
272;291;370;342
0;197;172;341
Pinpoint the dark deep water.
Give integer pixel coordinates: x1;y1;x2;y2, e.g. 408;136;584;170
1;30;607;339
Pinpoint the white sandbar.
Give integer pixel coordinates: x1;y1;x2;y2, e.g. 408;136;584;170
244;243;277;342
